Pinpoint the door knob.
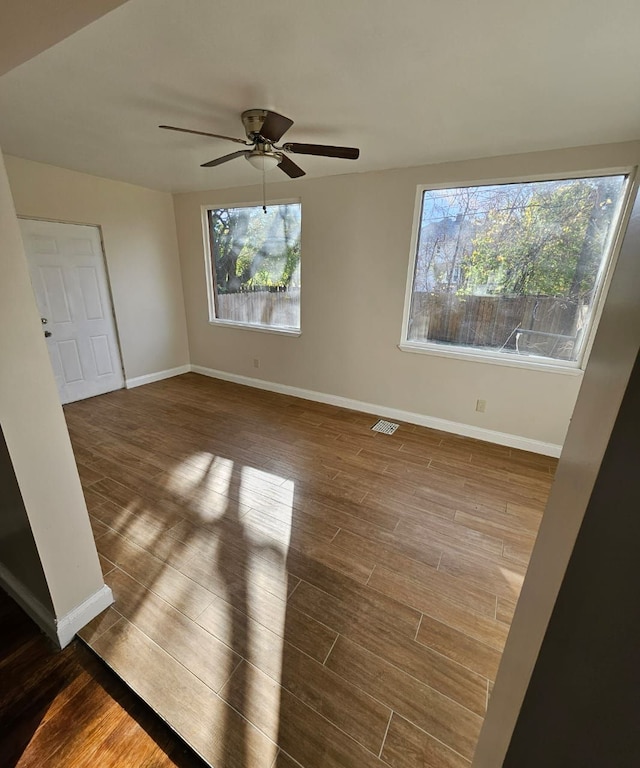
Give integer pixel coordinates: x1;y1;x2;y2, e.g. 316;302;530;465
41;317;48;325
44;330;52;338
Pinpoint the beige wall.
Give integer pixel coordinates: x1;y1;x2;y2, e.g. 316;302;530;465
0;0;129;76
5;155;190;381
174;140;640;450
0;147;105;622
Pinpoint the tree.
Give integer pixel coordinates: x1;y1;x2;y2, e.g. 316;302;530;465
459;177;623;300
209;204;301;292
209;207;251;292
415;188;479;292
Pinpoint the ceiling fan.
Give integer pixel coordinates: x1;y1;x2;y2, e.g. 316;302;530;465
159;109;360;178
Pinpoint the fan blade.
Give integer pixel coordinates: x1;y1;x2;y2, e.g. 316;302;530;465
201;150;250;168
278;154;306;179
159;125;247;145
283;142;359;160
259;111;294;142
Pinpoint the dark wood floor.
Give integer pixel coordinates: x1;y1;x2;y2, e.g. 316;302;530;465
64;373;555;768
0;587;210;768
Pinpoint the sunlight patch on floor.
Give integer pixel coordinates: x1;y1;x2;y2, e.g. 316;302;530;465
152;459;294;754
499;565;525;595
238;465;293;743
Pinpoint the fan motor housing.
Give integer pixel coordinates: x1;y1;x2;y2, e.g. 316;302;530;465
241;109;270;140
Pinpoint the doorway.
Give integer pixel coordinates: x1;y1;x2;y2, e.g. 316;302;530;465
20;219;124;404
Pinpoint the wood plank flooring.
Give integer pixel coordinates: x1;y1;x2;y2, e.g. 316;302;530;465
0;587;210;767
64;373;556;768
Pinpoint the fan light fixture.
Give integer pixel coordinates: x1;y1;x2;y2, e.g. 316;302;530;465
245;151;280;172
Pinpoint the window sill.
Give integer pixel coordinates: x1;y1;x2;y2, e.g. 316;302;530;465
398;341;584;376
208;319;301;337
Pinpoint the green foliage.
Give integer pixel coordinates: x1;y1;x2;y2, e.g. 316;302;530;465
459;177;621;299
209;204;301;292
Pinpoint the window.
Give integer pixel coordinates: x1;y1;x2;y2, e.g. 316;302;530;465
205;202;301;333
402;174;629;367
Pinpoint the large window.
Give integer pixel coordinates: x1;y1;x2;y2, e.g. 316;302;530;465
402;174;629;367
205;202;301;333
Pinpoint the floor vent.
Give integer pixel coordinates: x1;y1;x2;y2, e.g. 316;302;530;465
371;419;400;435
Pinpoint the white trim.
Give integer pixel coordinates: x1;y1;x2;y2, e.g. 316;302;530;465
207;319;301;336
398;342;584;376
125;364;191;389
400;184;426;351
55;584;114;648
410;166;635;194
191;365;562;457
578;169;639;365
201;204;217;322
202;196;303;214
0;561;113;648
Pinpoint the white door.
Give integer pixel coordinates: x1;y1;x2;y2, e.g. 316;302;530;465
20;219;125;404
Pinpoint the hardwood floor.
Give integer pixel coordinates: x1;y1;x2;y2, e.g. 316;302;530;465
64;373;555;768
0;587;210;767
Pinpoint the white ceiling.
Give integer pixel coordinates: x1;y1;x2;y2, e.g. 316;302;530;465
1;0;639;193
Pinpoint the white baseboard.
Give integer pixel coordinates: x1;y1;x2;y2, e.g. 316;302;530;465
125;364;191;389
191;365;562;457
119;361;561;456
55;584;114;648
0;560;113;648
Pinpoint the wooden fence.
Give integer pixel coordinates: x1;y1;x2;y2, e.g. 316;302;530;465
408;293;585;360
217;288;300;328
218;290;584;360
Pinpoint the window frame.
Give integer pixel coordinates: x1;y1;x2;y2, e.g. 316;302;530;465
201;199;302;336
399;168;637;373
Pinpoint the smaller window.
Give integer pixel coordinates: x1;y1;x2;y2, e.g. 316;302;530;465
206;202;301;332
403;174;629;367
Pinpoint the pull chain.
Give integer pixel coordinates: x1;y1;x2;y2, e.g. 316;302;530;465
262;164;267;214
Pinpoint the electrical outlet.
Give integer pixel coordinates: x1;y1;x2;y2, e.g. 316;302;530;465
476;399;487;413
253;358;260;369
